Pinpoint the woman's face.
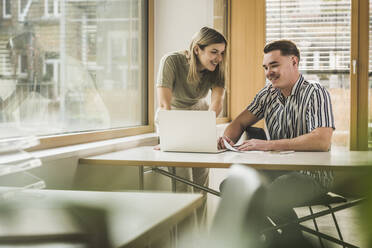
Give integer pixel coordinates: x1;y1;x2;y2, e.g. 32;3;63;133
195;43;226;72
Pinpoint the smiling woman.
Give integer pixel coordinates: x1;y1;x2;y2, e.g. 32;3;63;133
154;26;227;224
156;27;227;114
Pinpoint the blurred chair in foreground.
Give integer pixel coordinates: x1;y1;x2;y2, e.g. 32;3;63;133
206;164;267;248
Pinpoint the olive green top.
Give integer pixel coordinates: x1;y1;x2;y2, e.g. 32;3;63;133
156;51;224;109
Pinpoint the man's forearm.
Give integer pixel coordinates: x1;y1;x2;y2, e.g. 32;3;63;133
268;129;332;151
223;121;245;144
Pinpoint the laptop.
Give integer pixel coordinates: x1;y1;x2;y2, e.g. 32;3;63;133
158;110;225;153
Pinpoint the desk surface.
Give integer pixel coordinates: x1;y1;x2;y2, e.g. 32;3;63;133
80;146;372;171
0;189;202;248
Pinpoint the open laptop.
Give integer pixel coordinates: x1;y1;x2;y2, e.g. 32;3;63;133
158;110;225;153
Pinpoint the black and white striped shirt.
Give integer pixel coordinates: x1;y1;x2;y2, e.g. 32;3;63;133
247;74;335;189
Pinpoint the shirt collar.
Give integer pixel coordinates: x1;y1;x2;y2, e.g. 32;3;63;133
289;74;304;96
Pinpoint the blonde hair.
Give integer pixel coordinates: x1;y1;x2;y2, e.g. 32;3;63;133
186;27;227;84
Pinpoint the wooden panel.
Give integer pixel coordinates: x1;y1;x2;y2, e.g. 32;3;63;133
350;0;369;150
230;0;266;123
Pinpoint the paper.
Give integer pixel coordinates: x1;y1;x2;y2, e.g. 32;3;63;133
223;139;294;154
223;139;239;152
222;139;265;154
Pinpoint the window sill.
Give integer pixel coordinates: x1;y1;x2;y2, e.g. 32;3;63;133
3;133;158;165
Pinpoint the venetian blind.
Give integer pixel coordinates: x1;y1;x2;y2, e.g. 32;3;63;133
266;0;351;73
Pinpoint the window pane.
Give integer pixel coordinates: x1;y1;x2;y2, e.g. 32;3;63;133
266;0;351;147
5;0;11;16
0;0;147;139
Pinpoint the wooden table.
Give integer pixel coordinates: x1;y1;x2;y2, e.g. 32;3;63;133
79;146;372;196
80;146;372;171
0;188;203;248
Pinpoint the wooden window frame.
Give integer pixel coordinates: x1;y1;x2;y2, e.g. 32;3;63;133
350;0;369;150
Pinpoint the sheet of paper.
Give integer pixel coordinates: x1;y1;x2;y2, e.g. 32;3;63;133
223;139;294;154
223;139;239;152
223;139;265;153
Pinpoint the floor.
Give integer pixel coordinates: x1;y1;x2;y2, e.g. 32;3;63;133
205;168;368;248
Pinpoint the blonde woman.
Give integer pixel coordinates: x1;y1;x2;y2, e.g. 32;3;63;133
155;26;227;222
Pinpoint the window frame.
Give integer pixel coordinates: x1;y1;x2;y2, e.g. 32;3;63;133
44;0;60;18
2;0;11;18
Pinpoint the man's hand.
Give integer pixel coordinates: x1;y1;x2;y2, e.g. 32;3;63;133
218;136;235;149
237;139;272;151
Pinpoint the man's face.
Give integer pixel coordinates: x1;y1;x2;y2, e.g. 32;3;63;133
262;50;298;90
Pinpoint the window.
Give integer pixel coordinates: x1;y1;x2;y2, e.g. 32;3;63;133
266;0;351;147
0;0;149;145
44;0;60;17
2;0;11;18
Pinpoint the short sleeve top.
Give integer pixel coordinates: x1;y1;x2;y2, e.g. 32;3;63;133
156;51;224;109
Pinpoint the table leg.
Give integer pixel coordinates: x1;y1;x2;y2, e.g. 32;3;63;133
170;224;178;248
139;165;144;190
170;167;176;192
152;167;221;197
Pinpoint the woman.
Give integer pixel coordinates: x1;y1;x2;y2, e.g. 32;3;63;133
155;26;227;222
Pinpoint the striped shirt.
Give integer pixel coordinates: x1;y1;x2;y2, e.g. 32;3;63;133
247;74;335;189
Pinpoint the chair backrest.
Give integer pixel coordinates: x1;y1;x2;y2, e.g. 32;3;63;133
206;164;267;248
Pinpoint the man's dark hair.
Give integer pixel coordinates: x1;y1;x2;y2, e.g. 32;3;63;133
264;40;300;62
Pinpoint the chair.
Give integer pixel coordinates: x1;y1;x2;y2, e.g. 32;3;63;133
206;164;267;248
263;188;364;248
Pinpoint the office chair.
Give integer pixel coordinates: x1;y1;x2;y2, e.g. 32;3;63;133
206;164;267;248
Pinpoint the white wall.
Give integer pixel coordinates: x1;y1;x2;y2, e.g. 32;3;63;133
154;0;215;107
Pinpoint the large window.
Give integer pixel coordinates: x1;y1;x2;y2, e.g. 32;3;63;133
266;0;351;147
0;0;148;141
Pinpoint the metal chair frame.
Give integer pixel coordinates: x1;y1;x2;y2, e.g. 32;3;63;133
262;198;364;248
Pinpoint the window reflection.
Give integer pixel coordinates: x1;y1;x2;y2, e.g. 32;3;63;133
0;0;147;138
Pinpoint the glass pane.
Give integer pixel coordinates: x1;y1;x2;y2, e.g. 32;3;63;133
266;0;351;147
369;0;372;149
0;0;147;139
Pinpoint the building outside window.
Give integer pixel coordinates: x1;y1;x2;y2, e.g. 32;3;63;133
0;0;148;139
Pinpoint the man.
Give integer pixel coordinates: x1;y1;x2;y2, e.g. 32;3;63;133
218;40;335;247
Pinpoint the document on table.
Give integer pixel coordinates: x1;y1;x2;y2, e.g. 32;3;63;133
223;139;294;155
222;139;264;153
